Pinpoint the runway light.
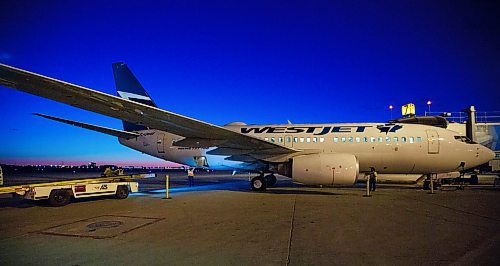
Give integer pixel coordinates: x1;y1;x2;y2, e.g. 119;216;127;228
389;105;393;110
427;100;432;114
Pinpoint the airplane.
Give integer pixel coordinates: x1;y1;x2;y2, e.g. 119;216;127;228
0;63;495;191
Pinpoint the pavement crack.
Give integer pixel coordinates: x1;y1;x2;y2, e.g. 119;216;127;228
286;194;297;266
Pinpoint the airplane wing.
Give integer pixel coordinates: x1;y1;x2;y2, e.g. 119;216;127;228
0;63;298;161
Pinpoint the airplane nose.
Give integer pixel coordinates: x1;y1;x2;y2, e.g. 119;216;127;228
480;146;496;163
487;148;496;161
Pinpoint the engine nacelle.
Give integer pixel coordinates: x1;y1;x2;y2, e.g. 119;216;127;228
291;153;359;186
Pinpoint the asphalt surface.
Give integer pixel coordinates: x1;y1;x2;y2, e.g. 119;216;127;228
0;173;499;265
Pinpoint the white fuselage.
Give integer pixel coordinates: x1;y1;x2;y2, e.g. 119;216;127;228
119;123;495;175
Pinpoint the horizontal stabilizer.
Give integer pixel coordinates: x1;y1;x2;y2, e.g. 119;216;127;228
34;113;140;139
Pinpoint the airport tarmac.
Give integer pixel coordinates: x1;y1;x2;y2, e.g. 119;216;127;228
0;173;499;265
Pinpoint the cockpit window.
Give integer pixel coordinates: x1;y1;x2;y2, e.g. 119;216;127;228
454;136;476;144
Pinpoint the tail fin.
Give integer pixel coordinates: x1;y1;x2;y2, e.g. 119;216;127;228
112;62;156;131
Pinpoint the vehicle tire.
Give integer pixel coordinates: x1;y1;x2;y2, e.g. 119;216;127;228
48;189;72;207
265;174;277;187
115;185;129;199
251;176;267;191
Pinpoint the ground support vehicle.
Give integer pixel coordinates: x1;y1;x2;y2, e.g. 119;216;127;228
0;174;153;206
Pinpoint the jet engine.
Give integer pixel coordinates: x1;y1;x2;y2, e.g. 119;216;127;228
282;153;359;186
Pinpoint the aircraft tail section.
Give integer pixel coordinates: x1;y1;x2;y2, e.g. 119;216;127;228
112;62;156;131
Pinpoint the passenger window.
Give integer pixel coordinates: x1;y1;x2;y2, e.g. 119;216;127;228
402;137;406;142
333;137;338;143
319;137;325;143
265;137;269;141
348;137;353;142
278;137;283;143
300;137;304;143
313;137;318;143
271;137;275;143
386;137;391;142
370;137;375;142
394;137;398;142
293;137;298;143
341;137;346;142
378;137;383;142
416;137;422;142
364;137;368;142
409;137;414;143
355;137;360;143
306;137;311;143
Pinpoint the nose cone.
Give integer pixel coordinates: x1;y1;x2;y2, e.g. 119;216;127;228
486;147;496;161
464;145;496;170
479;146;496;165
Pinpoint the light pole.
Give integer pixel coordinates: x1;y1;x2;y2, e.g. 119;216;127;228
389;105;393;120
426;100;432;115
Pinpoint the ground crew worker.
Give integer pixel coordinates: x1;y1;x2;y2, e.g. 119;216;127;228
187;168;195;187
369;167;378;191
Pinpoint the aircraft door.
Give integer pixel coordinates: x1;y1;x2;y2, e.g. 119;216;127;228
284;135;293;148
426;130;439;154
157;133;165;153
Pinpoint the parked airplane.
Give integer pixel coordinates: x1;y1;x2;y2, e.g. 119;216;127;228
0;63;495;190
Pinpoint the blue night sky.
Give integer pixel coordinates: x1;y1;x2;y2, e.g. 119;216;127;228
0;1;499;166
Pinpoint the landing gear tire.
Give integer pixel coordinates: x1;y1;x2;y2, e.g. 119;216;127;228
48;189;72;207
115;185;129;199
251;176;267;191
265;174;277;187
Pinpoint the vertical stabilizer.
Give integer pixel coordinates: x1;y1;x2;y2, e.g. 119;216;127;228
113;62;156;131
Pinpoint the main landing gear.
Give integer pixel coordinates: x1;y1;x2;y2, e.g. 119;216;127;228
266;174;277;187
250;174;277;191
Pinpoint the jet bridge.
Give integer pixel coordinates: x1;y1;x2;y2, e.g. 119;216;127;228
391;106;499;151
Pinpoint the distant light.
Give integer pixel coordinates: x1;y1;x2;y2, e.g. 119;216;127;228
426;100;432;114
389;105;393;110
